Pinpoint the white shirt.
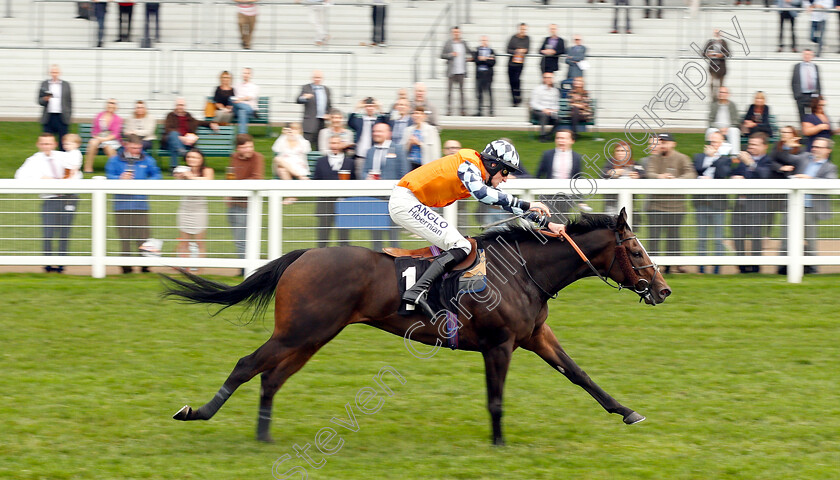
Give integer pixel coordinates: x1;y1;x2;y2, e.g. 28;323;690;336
809;0;832;22
313;84;327;118
328;153;345;171
552;149;573;179
48;80;62;114
371;140;392;172
60;149;83;179
530;84;560;112
799;62;818;93
355;116;376;158
235;81;259;109
452;42;467;75
713;103;730;129
15;151;67;197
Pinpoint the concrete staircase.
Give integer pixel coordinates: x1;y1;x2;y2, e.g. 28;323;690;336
0;0;839;130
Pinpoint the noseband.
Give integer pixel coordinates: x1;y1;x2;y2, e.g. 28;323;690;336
558;230;660;305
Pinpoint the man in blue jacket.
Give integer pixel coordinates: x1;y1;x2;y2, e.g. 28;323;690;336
105;134;162;273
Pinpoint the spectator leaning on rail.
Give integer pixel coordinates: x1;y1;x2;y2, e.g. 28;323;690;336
226;133;265;268
14;133;81;274
389;139;565;318
730;132;773;273
691;130;734;275
644;133;696;274
313;135;356;247
105;134;162;275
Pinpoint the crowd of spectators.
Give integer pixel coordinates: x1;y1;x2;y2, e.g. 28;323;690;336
23;44;840;275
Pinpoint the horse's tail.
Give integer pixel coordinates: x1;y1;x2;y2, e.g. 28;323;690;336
160;249;310;318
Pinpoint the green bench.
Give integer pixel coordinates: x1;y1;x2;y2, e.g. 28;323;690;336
193;125;236;157
78;123;164;156
206;95;271;137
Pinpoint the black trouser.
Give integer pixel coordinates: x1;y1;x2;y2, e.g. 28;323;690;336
43;113;68;149
316;198;349;247
508;63;523;105
732;195;768;270
145;3;160;41
646;210;684;256
42;196;77;257
531;109;557;139
372;5;386;44
303;119;324;146
476;72;493;114
644;0;662;17
779;11;796;49
118;3;133;41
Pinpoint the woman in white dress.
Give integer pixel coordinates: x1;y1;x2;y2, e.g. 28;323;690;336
272;122;311;204
175;148;214;267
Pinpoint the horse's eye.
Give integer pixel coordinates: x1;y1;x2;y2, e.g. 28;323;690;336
632;251;643;258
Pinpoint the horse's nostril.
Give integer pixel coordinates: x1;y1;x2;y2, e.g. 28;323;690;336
660;289;671;298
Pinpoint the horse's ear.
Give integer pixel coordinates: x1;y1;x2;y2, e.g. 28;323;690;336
617;207;628;232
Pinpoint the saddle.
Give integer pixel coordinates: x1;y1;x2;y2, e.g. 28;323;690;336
383;237;478;272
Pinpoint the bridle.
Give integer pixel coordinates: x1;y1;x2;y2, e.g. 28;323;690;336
516;228;661;305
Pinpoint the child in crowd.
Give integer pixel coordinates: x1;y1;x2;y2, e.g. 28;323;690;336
61;133;83;179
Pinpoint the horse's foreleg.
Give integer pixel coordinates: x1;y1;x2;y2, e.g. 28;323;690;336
256;347;318;443
481;341;514;446
521;324;645;425
173;338;284;422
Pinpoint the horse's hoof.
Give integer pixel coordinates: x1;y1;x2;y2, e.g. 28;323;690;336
256;434;275;444
492;437;506;447
623;411;646;425
173;405;193;421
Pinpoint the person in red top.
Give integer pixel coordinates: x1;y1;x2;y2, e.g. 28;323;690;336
390;139;565;316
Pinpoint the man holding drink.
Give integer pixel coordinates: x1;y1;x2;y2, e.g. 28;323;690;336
105;134;162;274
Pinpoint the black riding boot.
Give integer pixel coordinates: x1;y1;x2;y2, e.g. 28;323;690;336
403;248;468;318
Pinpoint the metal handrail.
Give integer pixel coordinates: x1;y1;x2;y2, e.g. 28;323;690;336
412;2;454;83
0;45;163;100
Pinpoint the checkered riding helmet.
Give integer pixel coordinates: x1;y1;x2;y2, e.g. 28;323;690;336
480;140;522;177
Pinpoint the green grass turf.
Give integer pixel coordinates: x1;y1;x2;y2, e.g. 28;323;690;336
1;272;838;479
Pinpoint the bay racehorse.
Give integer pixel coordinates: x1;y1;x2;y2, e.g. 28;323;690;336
164;208;671;445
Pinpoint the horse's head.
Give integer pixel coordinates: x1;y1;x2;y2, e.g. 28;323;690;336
606;207;671;305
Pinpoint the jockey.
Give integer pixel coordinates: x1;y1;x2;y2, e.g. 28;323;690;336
389;139;566;316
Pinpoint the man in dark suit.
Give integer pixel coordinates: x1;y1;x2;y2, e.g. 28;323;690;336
692;130;733;274
473;35;496;117
539;24;565;74
536;129;582;179
297;70;332;146
537;129;584;219
731;132;773;273
364;122;408;253
791;49;821;121
313;135;356;247
347;97;389;179
38;65;73;148
792;136;838;272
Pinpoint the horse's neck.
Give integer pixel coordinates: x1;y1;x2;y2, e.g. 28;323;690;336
524;230;613;295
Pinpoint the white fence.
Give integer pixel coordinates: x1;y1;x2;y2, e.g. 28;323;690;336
1;178;839;283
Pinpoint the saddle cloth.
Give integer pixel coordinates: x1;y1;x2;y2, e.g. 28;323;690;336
393;247;487;349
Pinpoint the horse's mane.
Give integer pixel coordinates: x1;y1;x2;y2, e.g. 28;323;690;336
475;213;617;245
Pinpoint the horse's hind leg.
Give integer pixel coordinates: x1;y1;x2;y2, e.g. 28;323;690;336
521;324;645;425
255;346;318;443
173;338;284;422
